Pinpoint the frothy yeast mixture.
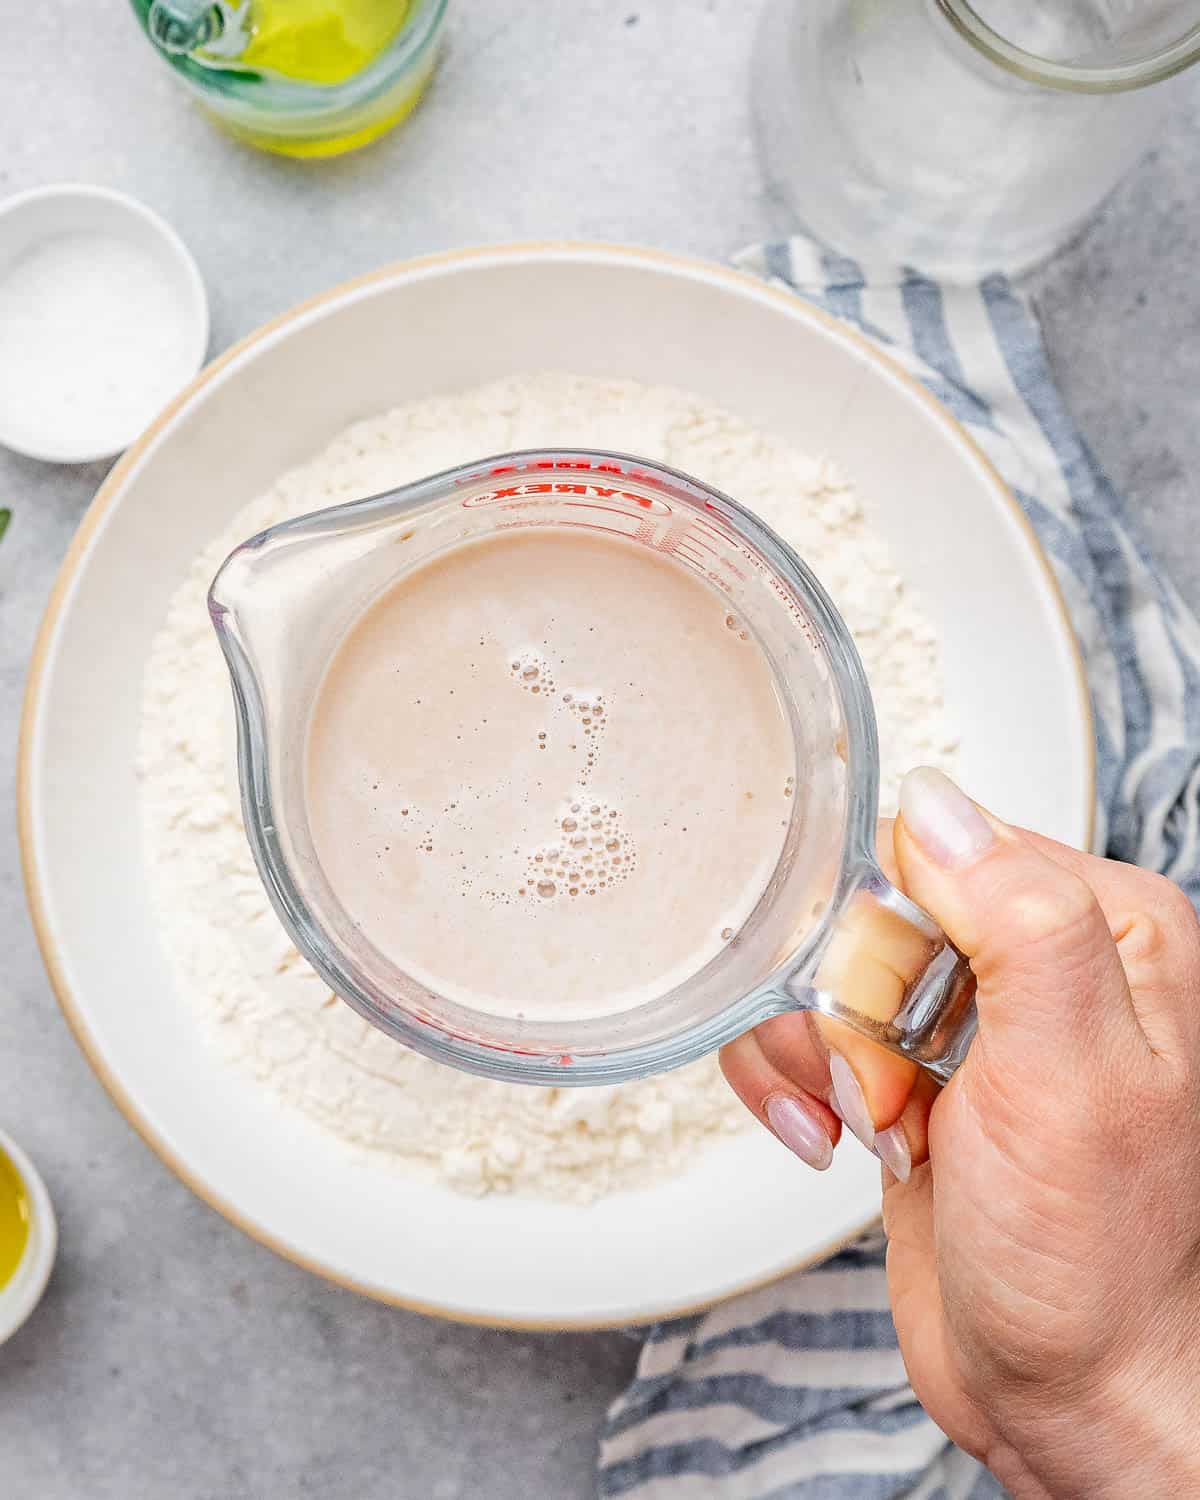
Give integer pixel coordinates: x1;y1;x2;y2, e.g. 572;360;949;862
305;528;796;1020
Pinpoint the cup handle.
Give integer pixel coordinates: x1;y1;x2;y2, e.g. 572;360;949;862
797;863;977;1082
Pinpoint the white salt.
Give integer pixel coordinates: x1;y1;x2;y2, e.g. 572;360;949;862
0;231;196;459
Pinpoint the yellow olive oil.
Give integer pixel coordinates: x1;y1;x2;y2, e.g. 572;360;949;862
0;1147;30;1288
239;0;411;85
206;0;432;157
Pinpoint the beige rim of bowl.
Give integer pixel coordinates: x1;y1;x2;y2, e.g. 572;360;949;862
17;241;1097;1331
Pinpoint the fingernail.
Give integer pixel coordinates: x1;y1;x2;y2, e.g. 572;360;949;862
765;1095;833;1171
828;1052;875;1150
874;1123;911;1183
899;767;995;869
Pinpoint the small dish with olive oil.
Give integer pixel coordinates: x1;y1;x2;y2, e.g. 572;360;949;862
0;1126;56;1346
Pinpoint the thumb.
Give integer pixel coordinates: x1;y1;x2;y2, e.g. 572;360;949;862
894;768;1139;1061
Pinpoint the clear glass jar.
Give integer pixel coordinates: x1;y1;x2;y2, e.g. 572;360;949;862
130;0;447;158
754;0;1200;279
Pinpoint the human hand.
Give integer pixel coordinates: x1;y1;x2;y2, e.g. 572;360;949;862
721;768;1200;1500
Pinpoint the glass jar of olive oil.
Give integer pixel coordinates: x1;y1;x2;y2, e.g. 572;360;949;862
131;0;448;158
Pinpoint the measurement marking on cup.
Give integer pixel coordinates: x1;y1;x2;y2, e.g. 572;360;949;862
461;482;760;601
693;515;733;543
465;483;673;514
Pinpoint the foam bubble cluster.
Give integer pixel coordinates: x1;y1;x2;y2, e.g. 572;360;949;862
509;649;556;698
524;796;636;902
395;644;640;908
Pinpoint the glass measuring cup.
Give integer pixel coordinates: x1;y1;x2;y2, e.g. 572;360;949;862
209;451;977;1087
129;0;447;157
755;0;1200;278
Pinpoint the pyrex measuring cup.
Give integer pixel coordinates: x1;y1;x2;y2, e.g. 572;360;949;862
209;450;977;1087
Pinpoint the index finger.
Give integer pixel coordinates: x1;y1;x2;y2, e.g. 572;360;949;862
720;819;933;1171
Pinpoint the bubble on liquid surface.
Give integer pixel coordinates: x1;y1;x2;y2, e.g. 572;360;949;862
521;794;637;903
509;649;557;698
560;689;607;780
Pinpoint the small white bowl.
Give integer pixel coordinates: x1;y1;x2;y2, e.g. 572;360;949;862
0;1127;57;1346
0;184;208;465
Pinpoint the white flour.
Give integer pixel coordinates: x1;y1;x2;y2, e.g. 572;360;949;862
138;373;958;1203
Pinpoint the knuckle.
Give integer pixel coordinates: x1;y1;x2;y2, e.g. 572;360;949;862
1117;877;1200;981
1115;910;1173;970
994;870;1100;954
1141;873;1200;940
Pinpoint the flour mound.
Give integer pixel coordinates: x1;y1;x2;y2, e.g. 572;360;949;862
138;373;957;1203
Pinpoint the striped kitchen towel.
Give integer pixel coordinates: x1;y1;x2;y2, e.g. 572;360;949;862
597;238;1200;1499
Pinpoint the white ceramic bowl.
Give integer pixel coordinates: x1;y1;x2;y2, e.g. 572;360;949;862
0;1128;57;1346
0;184;208;464
19;245;1093;1328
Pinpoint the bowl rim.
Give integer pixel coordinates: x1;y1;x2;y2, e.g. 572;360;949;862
0;182;210;465
17;240;1096;1329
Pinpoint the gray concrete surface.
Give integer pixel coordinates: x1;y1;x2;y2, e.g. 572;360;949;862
1;2;1197;1496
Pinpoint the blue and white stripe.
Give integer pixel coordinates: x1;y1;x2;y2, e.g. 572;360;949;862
598;237;1200;1498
